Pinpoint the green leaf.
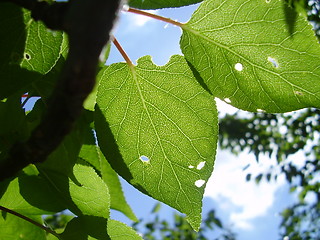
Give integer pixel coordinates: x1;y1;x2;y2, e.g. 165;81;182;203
128;0;203;9
79;126;138;221
61;216;110;240
180;0;320;113
69;164;110;218
0;212;46;240
0;165;65;216
95;55;218;230
107;219;143;240
0;3;63;99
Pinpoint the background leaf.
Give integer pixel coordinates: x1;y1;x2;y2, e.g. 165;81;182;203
0;213;46;240
180;0;320;112
128;0;202;9
95;55;218;230
107;219;143;240
0;3;63;99
79;125;138;221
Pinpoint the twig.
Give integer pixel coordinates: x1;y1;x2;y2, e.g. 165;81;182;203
112;37;133;66
0;206;60;238
127;7;183;27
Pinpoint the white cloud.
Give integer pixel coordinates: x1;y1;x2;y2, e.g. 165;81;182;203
204;150;285;230
123;10;159;28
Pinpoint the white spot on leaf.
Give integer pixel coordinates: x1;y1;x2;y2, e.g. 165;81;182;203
234;63;243;71
195;179;206;187
140;155;150;162
294;91;303;96
196;161;206;170
188;165;194;169
268;57;279;68
224;98;231;103
257;109;265;112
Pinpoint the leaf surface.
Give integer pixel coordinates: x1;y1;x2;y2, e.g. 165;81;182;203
0;3;63;98
95;55;218;230
107;219;143;240
79;126;137;221
180;0;320;112
128;0;202;9
0;213;46;240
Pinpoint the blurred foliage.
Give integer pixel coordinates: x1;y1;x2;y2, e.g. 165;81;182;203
132;204;236;240
219;108;320;239
286;0;320;38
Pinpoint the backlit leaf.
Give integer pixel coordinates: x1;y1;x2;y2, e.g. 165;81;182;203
180;0;320;112
95;55;218;230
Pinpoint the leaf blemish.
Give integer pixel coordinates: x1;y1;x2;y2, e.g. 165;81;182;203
224;98;231;103
234;63;243;71
195;179;206;187
24;53;31;60
268;57;279;68
294;91;303;96
188;165;195;169
140;155;150;163
196;161;206;170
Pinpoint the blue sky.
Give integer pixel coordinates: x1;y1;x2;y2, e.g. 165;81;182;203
108;3;293;240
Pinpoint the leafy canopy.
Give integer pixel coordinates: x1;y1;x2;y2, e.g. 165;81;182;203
0;0;319;239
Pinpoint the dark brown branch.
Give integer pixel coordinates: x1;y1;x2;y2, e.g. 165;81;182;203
0;0;122;181
0;205;60;237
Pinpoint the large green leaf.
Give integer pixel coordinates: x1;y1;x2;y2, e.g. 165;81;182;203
0;3;63;99
79;126;138;221
128;0;202;9
95;55;218;230
180;0;320;113
0;212;46;240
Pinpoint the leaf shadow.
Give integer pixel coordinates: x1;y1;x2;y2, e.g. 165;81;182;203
94;104;149;196
283;0;298;37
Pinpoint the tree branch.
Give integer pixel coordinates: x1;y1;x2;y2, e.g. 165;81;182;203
0;0;122;181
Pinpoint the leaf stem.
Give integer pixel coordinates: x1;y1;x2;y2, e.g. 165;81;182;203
126;7;184;27
0;206;60;238
112;37;133;66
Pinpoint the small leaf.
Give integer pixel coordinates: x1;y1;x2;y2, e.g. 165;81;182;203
95;55;218;230
69;164;110;218
107;219;143;240
180;0;320;112
128;0;203;9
